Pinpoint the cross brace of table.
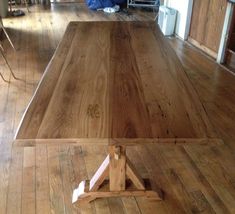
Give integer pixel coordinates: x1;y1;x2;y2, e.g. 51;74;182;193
72;145;163;204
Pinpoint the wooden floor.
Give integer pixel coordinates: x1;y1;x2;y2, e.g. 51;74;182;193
0;4;235;214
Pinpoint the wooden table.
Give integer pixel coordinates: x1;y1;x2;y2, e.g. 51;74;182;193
14;21;218;204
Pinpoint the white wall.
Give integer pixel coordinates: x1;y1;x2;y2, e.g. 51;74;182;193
164;0;193;40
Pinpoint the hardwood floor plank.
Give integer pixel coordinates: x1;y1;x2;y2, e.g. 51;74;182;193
0;150;10;214
36;145;50;214
136;145;192;214
121;197;142;214
93;198;110;214
59;145;78;214
6;147;23;214
70;146;94;213
107;197;125;214
177;145;230;214
47;146;65;214
136;197;169;214
184;144;235;213
22;147;36;214
160;145;217;213
82;146;110;213
1;4;235;214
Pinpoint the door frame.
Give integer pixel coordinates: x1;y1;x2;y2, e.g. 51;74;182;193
164;0;193;40
217;2;234;63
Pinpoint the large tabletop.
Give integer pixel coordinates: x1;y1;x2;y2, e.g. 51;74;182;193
15;21;216;144
14;21;218;203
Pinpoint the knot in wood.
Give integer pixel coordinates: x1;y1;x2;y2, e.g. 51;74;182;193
87;104;100;118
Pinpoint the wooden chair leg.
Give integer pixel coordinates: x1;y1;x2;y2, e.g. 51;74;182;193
23;0;30;12
0;44;8;82
0;49;18;80
0;72;10;83
0;18;16;51
0;43;4;52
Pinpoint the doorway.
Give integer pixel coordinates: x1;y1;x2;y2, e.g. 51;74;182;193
224;6;235;72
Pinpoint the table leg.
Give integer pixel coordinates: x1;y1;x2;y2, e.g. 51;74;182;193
72;145;163;204
109;145;126;191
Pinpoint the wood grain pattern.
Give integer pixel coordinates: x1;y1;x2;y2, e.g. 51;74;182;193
15;21;216;143
22;147;36;214
1;4;235;213
14;21;219;204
